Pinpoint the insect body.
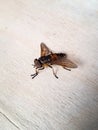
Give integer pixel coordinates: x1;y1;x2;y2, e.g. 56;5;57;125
31;43;77;79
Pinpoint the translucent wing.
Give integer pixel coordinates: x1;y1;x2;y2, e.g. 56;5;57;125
40;43;52;56
52;57;77;68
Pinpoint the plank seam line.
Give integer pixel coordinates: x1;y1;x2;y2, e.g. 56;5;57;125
0;111;21;130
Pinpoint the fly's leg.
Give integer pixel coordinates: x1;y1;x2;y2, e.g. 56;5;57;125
48;65;58;79
31;68;39;79
31;67;44;79
63;66;71;71
38;66;44;70
31;73;38;79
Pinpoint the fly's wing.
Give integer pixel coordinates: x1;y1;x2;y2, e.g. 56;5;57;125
40;43;52;56
52;57;77;68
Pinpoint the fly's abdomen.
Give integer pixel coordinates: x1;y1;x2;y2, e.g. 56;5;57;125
56;53;66;58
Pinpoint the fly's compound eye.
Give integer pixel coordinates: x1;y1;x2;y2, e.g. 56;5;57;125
34;59;42;68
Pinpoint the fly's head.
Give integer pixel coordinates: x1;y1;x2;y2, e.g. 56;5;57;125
33;59;42;69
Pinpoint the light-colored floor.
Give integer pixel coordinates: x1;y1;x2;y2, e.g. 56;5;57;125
0;0;98;130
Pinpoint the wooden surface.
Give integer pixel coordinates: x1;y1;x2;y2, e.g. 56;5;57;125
0;0;98;130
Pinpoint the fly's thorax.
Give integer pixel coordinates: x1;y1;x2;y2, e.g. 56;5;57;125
39;55;52;64
34;59;42;68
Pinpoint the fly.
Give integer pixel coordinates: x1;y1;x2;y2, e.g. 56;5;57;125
31;43;77;79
